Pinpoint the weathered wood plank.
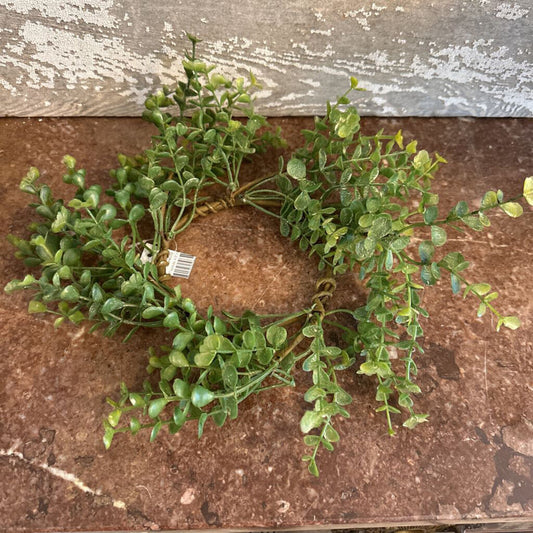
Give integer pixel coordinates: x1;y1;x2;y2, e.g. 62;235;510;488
0;0;531;117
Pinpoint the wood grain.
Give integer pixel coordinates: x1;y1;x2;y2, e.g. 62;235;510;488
0;0;531;117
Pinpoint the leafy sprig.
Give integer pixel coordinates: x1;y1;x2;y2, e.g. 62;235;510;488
6;36;532;476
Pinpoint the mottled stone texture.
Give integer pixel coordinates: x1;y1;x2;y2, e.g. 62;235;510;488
0;117;532;533
0;0;531;117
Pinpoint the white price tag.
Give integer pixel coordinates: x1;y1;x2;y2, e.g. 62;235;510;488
139;243;196;279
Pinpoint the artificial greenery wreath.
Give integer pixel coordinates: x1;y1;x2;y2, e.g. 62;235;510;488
6;36;532;476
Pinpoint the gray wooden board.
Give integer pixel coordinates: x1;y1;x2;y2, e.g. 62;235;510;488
0;0;531;117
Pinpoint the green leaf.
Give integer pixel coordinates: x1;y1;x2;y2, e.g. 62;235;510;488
461;215;484;231
300;410;324;433
280;219;290;237
402;413;429;429
385;249;394;270
418;240;435;264
324;425;340;442
130;417;141;435
256;347;274;365
212;410;227;428
222;364;238;389
172;379;190;399
413;150;430;170
107;409;121;428
302;325;320;338
51;208;69;233
128;204;145;222
129;393;145;408
469;283;491;296
431;225;447;246
358;214;374;228
172;331;194;351
294;191;310;211
334;388;352;406
60;285;80;302
304;386;326;402
450;274;461;294
501;316;521;330
307;457;319;477
266;325;287;348
103;429;114;450
336;111;360;138
499;202;523;218
169;350;189;367
368;214;392;239
161;365;177;381
394;129;404;149
150;421;162;442
523;177;533;206
28;300;47;313
423;206;438;225
197;412;208;438
303;435;320;446
101;298;124;315
287;158;306;180
439;251;467;270
163;312;181;329
454;200;469;217
242;329;256;349
62;155;76;170
20;166;40;192
194;350;216;367
149;188;168;210
148;398;167;418
213;316;227;334
481;190;498;209
191;385;215;408
357;361;378;376
173;406;187;428
142;306;165;319
406;140;417;154
390;236;410;252
97;204;117;222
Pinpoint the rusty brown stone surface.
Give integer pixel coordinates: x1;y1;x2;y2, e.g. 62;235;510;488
0;117;532;532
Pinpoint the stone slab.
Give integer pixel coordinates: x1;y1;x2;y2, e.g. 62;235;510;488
0;116;532;532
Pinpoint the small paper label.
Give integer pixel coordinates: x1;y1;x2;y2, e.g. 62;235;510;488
167;250;196;279
139;243;196;279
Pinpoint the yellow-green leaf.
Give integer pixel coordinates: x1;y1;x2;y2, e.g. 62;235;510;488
500;202;523;218
394;129;403;149
28;300;47;313
523;176;533;206
406;140;418;154
502;316;521;330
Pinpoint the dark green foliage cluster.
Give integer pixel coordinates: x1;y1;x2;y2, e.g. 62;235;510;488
6;36;532;476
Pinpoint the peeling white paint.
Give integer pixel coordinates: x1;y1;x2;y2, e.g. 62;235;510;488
279;90;314;102
299;78;321;88
494;2;529;19
343;3;387;31
0;77;17;96
313;10;326;23
310;28;334;36
413;40;530;85
0;0;118;28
